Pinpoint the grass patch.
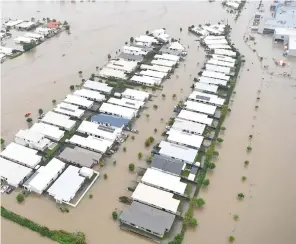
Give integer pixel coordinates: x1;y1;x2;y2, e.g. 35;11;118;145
181;170;190;178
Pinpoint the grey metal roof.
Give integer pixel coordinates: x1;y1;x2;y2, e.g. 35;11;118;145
151;154;184;176
120;201;175;236
119;53;144;62
160;46;182;56
190;165;199;175
131;45;154;52
57;146;101;168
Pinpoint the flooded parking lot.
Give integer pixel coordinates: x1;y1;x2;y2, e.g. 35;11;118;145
1;1;296;244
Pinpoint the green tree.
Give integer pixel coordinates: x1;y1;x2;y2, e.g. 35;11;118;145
65;25;70;31
247;146;252;151
255;105;259;109
237;193;244;200
52;99;56;104
108;54;111;60
146;30;149;34
172;94;177;99
244;160;249;166
233;214;239;221
70;85;75;90
104;173;108;180
23;42;36;52
112;211;118;220
180;27;182;32
162;94;166;99
26;118;33;123
192;198;206;208
202;179;210;187
153;104;158;109
16;194;24;203
78;71;83;74
130;37;134;43
249;134;253;139
217;138;224;143
145;140;150;147
213;151;219;157
146;114;150;119
1;138;4;145
154;128;157;133
221;126;226;131
63;20;68;25
131;135;135;140
100;161;105;167
123;147;126;152
242;176;247;181
229;236;235;243
138;152;143;160
129;163;135;171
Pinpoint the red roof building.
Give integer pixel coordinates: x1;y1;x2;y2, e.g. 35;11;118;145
47;21;61;29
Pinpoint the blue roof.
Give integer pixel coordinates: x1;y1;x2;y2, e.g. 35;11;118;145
91;114;130;128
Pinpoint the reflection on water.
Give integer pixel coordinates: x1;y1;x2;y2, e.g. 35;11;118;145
1;1;296;244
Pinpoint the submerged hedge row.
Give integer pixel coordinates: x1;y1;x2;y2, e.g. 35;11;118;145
1;206;86;244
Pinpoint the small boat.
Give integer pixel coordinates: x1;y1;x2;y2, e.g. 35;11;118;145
25;113;31;117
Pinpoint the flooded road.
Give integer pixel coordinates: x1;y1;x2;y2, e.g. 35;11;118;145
1;1;296;244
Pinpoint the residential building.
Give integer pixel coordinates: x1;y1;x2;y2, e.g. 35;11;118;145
91;114;130;129
166;128;204;149
54;102;85;119
41;111;76;131
151;154;185;176
15;129;51;151
83;80;113;94
99;103;136;120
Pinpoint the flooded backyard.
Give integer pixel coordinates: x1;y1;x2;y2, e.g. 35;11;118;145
1;1;296;244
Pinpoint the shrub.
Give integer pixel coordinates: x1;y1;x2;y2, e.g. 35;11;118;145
229;236;235;243
123;147;126;152
242;176;247;181
38;108;43;115
202;179;210;187
26;118;32;123
1;138;4;145
154;128;157;133
255;105;259;109
213;151;219;157
104;173;108;180
70;85;75;90
247;146;252;151
52;99;56;104
217;138;224;143
112;211;118;220
16;194;24;203
89;194;93;199
129;163;135;171
221;126;226;131
138;152;143;160
146;114;150;118
172;94;177;99
237;193;244;200
131;136;135;140
153;104;158;109
244;160;249;166
233;214;239;221
162;94;166;98
100;161;105;167
78;71;83;74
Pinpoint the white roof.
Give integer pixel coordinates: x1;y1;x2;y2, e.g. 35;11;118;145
74;89;106;102
167;129;204;149
151;59;176;67
16;21;35;28
135;35;158;44
203;24;225;35
83;80;112;94
214;49;236;57
41;111;76;131
204;38;227;45
0;142;42;168
131;75;162;86
199;76;228;86
15;129;45;143
189;91;225;106
154;54;179;62
206;64;231;74
69;135;112;154
159;141;198;164
64;94;94;108
177;110;213;125
47;165;85;202
152;28;166;37
99;103;136;120
24;33;44;39
226;1;240;9
35;27;51;33
0;46;13;55
207;59;235;68
208;44;232;50
184;100;216;115
122;46;147;55
202;70;230;81
169;42;185;51
172;118;206;135
212;54;236;63
121;88;150;101
192;27;208;36
27;158;65;194
289;35;296;50
99;68;127;80
79;167;94;178
14;36;34;44
141;168;187;195
5;20;23;27
107;59;138;72
204;35;226;41
194;82;218;93
141;64;171;73
54;102;85;118
132;183;180;214
30;123;65;141
140;70;167;79
275;28;296;36
77;121;121;142
0;158;33;187
108;97;144;109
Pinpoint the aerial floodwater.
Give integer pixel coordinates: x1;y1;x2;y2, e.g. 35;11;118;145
1;1;296;244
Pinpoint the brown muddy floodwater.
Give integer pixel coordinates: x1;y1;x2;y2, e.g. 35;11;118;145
1;1;296;244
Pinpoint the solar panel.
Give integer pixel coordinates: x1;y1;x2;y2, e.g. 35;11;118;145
98;125;115;133
195;95;210;101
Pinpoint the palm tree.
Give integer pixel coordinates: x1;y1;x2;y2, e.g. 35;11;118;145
38;108;43;116
52;99;56;104
138;152;142;160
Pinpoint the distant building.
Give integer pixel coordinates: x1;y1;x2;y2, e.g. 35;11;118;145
47;21;61;29
91;114;130;129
